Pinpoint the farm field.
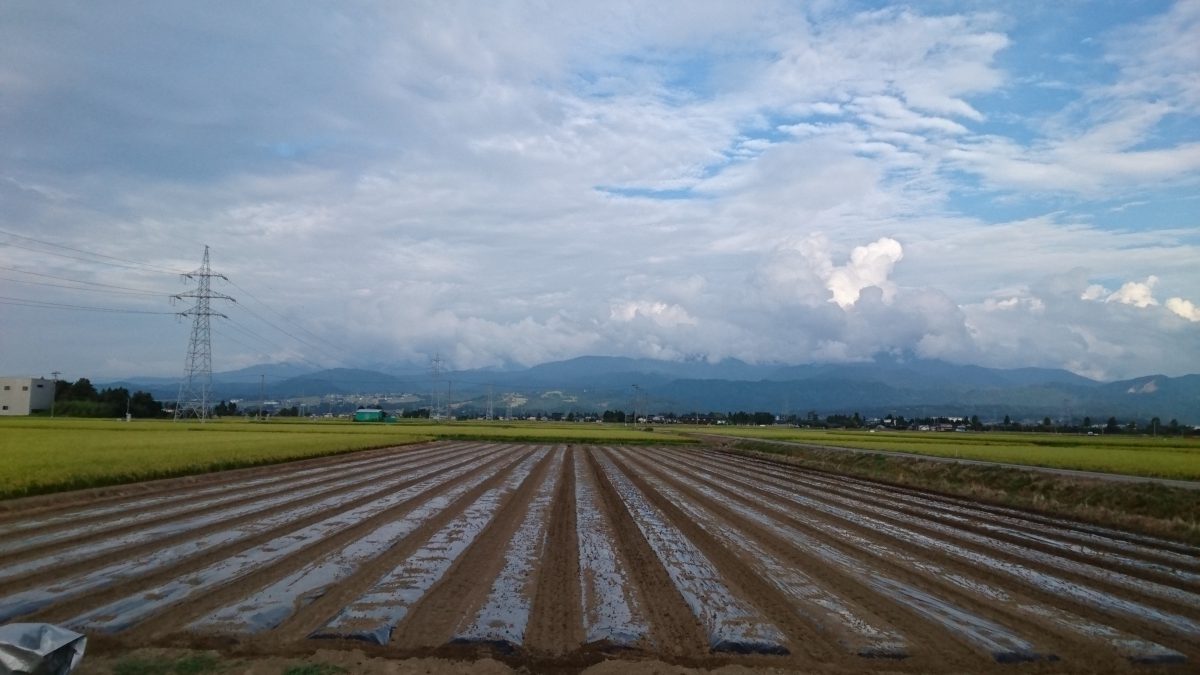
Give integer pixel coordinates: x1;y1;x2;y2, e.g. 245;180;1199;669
0;418;672;499
691;427;1200;480
1;441;1197;673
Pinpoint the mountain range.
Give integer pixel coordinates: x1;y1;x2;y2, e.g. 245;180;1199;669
100;355;1200;424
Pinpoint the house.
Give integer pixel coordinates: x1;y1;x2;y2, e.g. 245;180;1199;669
353;408;386;422
0;377;55;415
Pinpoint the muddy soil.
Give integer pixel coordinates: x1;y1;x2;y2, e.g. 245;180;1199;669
1;441;1196;673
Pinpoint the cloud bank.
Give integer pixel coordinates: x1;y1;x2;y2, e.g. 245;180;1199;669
0;1;1197;381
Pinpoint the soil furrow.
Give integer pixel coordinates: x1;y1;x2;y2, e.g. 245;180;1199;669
734;450;1200;558
721;449;1200;580
0;440;1192;673
310;449;547;645
684;448;1200;618
51;446;526;633
613;447;908;655
0;444;474;571
188;448;547;637
655;446;1186;666
591;448;787;655
0;445;504;624
389;446;563;650
582;447;706;658
0;443;458;557
453;447;566;649
0;442;452;534
570;448;650;649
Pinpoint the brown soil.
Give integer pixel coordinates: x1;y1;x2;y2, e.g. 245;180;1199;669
2;442;1196;674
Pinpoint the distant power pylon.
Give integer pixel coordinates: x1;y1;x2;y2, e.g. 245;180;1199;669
173;246;234;422
429;353;444;419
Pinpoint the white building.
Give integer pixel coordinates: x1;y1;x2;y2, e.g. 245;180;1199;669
0;377;55;415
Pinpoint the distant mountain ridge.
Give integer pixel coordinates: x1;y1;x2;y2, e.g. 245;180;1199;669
101;355;1199;423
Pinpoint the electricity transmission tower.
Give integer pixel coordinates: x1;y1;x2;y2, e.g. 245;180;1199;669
173;246;234;422
429;353;444;419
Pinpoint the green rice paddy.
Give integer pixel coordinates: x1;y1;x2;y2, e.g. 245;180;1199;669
0;418;675;499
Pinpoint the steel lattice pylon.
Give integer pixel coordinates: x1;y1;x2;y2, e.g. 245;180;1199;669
174;246;233;421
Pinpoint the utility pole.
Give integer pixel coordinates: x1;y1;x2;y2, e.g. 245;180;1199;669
446;379;453;421
486;384;494;420
631;384;640;425
50;370;61;418
258;374;266;421
430;353;443;419
173;246;234;422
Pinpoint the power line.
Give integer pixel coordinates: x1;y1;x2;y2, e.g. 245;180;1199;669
0;228;187;274
227;279;345;357
0;295;175;314
0;274;166;297
216;318;335;374
226;301;346;368
0;265;171;294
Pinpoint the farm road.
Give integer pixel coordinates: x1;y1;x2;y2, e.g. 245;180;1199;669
0;441;1196;673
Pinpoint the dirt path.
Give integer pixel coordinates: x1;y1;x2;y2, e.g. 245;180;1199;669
1;442;1195;673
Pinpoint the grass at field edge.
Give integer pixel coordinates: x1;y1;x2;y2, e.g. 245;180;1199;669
725;439;1200;546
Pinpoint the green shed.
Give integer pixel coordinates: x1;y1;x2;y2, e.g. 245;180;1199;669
353;408;385;422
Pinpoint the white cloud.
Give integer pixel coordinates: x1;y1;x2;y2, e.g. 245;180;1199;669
1166;297;1200;322
0;2;1197;382
826;238;904;308
1105;276;1159;308
610;300;697;327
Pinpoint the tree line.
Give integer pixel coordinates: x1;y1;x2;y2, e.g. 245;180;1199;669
50;378;165;418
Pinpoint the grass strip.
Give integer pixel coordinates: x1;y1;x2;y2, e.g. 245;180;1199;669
724;439;1200;546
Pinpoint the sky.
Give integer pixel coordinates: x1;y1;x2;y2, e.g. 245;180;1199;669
1;0;1198;382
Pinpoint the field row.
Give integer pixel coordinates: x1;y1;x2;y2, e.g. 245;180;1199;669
0;442;1196;672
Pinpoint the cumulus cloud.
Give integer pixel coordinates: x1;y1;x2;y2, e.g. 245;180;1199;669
0;2;1198;382
826;238;904;308
1105;275;1159;307
610;300;697;327
1166;297;1200;322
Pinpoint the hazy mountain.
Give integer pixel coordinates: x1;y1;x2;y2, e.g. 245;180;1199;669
211;362;318;384
101;356;1199;423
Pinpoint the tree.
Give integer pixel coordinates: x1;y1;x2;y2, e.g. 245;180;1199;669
66;378;98;401
128;391;163;418
1082;416;1092;428
1105;417;1120;433
602;410;626;423
970;415;983;431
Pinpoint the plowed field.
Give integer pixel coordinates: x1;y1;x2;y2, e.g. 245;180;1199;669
1;442;1197;673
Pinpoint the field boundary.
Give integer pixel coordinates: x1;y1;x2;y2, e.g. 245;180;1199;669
712;438;1200;546
687;433;1200;490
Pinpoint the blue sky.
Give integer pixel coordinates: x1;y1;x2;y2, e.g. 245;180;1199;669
1;0;1197;381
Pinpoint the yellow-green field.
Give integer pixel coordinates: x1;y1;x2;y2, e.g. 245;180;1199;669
690;426;1200;480
0;418;678;499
